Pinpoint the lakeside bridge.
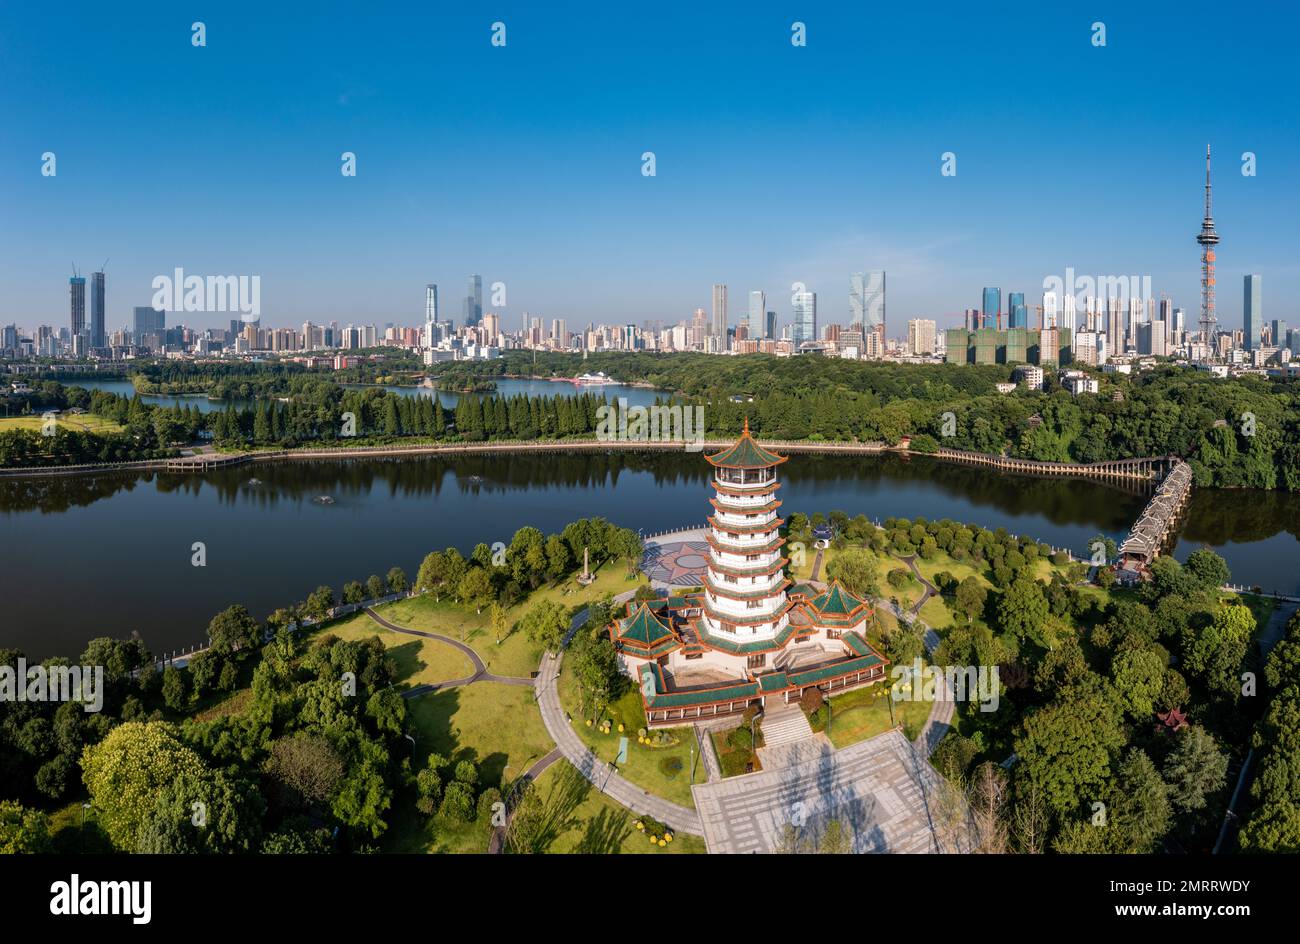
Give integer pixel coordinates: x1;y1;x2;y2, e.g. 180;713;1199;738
933;448;1179;483
1117;460;1195;580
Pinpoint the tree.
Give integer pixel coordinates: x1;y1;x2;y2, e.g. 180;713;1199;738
207;604;260;655
1014;682;1127;816
1184;548;1230;591
366;574;386;600
824;547;880;598
305;585;336;620
1162;725;1229;813
520;600;569;651
1181;603;1254;697
343;581;365;605
997;576;1050;647
457;566;494;613
954;577;987;624
263;733;347;810
161;665;187;710
81;722;212;851
489;601;509;644
0;801;50;854
1110;648;1166;719
386;566;408;594
439;781;475;821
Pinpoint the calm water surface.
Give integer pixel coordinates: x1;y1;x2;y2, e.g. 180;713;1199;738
2;452;1295;660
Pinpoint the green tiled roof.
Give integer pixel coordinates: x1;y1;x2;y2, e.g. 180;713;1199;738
811;581;867;616
759;672;790;692
698;620;797;654
787;653;884;688
641;664;760;709
706;430;786;469
842;632;874;656
616;603;674;647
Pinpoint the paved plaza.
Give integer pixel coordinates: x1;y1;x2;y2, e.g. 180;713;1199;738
692;729;967;854
642;534;710;587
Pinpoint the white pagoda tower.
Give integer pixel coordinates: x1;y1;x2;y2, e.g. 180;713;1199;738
701;418;793;646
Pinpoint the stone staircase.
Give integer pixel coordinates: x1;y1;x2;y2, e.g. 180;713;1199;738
760;703;814;749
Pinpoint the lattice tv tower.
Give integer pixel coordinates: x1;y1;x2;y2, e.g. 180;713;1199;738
1196;144;1220;361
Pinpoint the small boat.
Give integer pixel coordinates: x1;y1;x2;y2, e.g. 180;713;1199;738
312;495;335;505
246;478;262;486
466;474;484;485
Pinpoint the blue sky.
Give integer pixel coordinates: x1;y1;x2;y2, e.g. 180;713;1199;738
2;1;1296;335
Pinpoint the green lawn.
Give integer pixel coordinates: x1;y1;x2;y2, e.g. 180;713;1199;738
319;611;476;688
557;668;704;812
405;683;552;786
526;761;706;854
823;681;930;750
0;413;125;434
372;563;646;680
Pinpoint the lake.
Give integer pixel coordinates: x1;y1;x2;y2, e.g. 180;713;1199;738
1;451;1295;660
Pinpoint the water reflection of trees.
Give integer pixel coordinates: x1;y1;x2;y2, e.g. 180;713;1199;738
1181;489;1300;545
2;453;1295;551
0;472;144;514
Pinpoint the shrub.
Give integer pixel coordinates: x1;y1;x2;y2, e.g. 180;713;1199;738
728;726;754;751
799;687;824;714
807;705;829;733
887;568;912;589
454;760;478;786
438;781;475;821
476;787;503;824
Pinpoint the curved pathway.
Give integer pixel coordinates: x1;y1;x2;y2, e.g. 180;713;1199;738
535;648;703;836
895;554;938;618
362;607;534;694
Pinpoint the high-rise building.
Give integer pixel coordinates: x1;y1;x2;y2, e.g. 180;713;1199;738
133;306;166;349
69;275;86;340
1244;274;1262;350
423;284;439;347
1042;292;1058;329
1008;292;1027;330
89;271;106;348
906;319;937;355
711;284;728;344
765;310;777;341
850;271;886;335
791;290;817;347
981;287;1000;330
747;290;765;335
464;275;482;326
1061;293;1077;334
1270;319;1288;350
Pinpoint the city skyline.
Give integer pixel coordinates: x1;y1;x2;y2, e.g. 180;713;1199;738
2;3;1296;332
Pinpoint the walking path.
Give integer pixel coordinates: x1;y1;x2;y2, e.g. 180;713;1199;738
535;649;704;835
897;554;938;617
362;607;534;694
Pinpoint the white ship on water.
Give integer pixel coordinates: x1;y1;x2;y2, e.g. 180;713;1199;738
572;371;615;386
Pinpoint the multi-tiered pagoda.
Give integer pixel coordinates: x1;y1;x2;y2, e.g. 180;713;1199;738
608;421;890;727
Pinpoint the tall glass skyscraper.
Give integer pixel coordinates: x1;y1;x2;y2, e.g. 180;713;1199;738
792;290;817;347
90;271;106;348
69;276;86;339
712;284;728;343
748;290;765;335
464;275;482;326
1244;274;1262;350
1008;292;1027;330
981;287;1000;330
850;271;886;334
